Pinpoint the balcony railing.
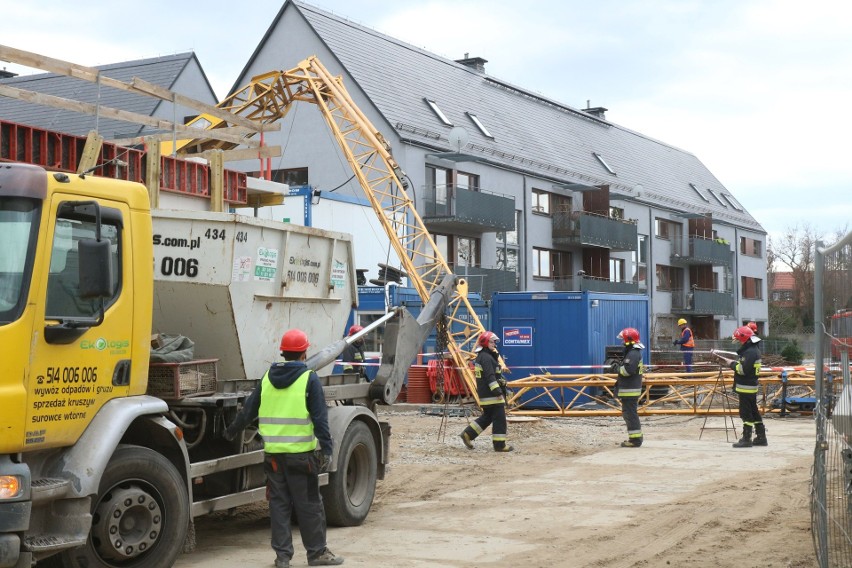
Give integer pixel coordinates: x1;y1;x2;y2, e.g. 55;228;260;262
553;275;640;294
422;184;515;232
671;236;732;268
671;287;734;316
453;266;518;299
552;211;638;251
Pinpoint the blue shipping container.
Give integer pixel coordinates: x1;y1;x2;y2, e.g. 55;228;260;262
490;291;649;409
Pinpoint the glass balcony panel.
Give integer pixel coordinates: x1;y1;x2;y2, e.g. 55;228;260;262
552;211;637;251
422;184;515;232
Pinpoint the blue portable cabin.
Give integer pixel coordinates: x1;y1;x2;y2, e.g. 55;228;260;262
490;291;650;409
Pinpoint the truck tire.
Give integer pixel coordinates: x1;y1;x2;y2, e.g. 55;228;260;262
322;420;377;526
54;445;189;568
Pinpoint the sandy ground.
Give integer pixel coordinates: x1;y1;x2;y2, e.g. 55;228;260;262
175;408;818;568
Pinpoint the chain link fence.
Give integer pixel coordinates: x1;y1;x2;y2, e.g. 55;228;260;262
812;231;852;567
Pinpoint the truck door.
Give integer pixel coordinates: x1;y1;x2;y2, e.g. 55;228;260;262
26;195;135;449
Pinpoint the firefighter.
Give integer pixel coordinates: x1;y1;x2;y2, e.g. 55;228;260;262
612;327;645;447
730;325;767;448
224;329;344;567
341;324;367;380
673;318;695;372
460;331;514;452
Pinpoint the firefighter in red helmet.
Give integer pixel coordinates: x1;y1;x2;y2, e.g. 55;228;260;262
225;329;344;567
459;331;514;452
341;324;367;380
729;325;767;448
612;327;645;447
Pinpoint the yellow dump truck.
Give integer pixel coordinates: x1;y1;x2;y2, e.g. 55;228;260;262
0;162;454;568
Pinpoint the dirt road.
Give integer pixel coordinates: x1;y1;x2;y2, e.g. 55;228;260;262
175;409;817;568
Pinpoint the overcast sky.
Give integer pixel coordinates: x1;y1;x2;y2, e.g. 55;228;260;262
3;0;850;245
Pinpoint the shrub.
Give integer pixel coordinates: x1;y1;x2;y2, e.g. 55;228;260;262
781;341;804;365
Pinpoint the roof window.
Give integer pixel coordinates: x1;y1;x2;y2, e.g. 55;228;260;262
708;190;727;207
592;152;616;175
689;183;710;202
721;193;744;211
425;98;453;126
466;112;494;138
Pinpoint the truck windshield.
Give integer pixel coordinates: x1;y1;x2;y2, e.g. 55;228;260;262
0;197;40;324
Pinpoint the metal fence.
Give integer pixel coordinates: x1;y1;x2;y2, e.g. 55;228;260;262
812;231;852;567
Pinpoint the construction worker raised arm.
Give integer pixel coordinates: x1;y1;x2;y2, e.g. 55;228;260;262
460;331;514;452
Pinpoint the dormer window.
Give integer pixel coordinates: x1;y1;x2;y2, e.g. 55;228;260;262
425;98;453;126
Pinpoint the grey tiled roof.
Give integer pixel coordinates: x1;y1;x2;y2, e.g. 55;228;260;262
281;0;763;232
0;53;206;140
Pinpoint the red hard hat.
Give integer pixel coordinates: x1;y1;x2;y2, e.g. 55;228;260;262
732;326;754;344
280;329;310;352
348;325;364;336
747;321;758;332
618;328;640;344
476;331;499;349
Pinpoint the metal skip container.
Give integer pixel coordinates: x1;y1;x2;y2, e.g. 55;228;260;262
151;210;357;382
490;290;649;409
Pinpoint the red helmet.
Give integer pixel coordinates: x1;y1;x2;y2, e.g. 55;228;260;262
617;328;640;344
476;331;499;349
747;321;758;333
348;325;364;336
732;326;754;344
280;329;310;352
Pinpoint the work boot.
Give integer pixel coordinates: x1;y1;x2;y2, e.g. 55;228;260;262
753;423;768;446
494;445;514;452
308;548;344;566
274;558;290;568
620;436;643;448
733;425;753;448
460;431;474;450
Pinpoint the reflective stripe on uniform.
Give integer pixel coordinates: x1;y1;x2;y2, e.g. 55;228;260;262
619;388;642;397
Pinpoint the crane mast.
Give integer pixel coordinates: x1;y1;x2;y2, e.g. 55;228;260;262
175;56;490;401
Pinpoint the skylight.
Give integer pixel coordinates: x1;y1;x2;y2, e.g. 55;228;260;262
592;152;616;175
424;98;453;126
721;193;744;211
466;112;493;138
689;183;710;202
708;189;727;207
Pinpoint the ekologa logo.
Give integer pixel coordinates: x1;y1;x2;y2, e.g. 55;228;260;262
81;338;128;350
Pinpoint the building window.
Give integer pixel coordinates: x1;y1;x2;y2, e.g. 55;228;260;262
609;258;625;282
721;193;743;211
654;218;681;240
466;112;494;138
655;264;683;291
609;206;624;220
456;236;480;267
740;237;762;257
533;248;551;278
456;171;479;190
264;167;308;186
633;235;647;292
741;276;763;300
425;98;453;126
592;152;616;175
708;190;727;207
532;190;551;215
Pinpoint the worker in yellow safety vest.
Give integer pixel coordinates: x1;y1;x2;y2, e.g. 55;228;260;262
225;329;344;567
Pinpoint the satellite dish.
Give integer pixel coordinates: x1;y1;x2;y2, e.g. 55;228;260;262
448;126;469;153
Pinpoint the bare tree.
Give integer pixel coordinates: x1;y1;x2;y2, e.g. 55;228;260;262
771;224;820;333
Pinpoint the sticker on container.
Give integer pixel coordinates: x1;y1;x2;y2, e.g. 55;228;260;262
254;247;279;281
502;327;533;347
232;256;252;282
331;260;347;288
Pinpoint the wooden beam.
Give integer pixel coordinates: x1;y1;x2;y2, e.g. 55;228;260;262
0;83;259;148
0;44;268;133
109;124;278;148
77;131;104;174
198;146;282;162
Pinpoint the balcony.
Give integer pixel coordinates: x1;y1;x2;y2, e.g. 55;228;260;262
453;266;518;299
553;275;639;294
671;236;733;268
671;287;734;316
422;184;515;233
552;211;638;251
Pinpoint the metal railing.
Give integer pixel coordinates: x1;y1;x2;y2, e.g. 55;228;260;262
421;184;515;232
671;235;733;268
671;287;734;316
812;230;852;567
552;210;638;251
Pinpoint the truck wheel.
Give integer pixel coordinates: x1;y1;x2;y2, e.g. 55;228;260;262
322;420;377;526
55;445;189;568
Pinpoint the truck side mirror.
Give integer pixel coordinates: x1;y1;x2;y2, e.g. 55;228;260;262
78;238;113;299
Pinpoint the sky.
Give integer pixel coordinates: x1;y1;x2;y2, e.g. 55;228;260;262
3;0;850;246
